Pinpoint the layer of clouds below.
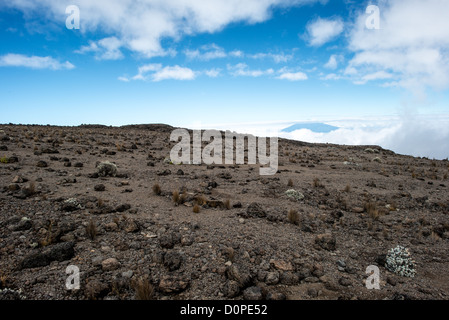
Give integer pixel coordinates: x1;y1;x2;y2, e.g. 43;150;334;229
196;115;449;160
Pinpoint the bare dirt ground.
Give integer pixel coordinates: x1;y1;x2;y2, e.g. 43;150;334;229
0;124;448;300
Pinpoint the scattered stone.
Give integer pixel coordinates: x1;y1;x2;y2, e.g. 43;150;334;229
157;169;171;176
223;280;240;298
266;292;286;300
243;286;263;300
338;277;352;287
21;242;75;269
115;203;131;212
122;218;139;233
102;258;120;271
12;175;26;183
159;276;189;294
226;264;251;287
233;202;242;208
307;288;319;298
265;271;280;285
36;160;48;168
104;222;118;232
270;259;294;271
279;271;299;285
315;234;336;251
11;217;32;231
94;184;106;191
163;251;183;271
245;202;267;218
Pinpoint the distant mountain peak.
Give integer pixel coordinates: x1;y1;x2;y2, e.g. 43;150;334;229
282;122;339;133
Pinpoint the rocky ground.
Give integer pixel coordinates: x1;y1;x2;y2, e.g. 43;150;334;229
0;123;448;300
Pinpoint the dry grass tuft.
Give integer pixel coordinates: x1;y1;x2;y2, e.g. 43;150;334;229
364;201;381;220
224;198;231;210
86;219;97;240
287;208;299;224
133;276;154;300
193;204;201;213
195;194;207;206
172;190;180;204
313;178;323;188
152;183;161;195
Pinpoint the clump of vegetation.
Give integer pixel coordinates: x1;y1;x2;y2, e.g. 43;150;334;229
96;161;117;177
0;156;9;164
152;183;161;195
385;246;416;278
287;178;294;187
193;204;201;213
287;209;299;224
194;194;207;206
285;189;304;201
86;220;97;240
40;220;54;247
172;190;187;205
313;178;323;188
364;200;381;220
224;198;231;210
172;190;180;204
133;276;154;300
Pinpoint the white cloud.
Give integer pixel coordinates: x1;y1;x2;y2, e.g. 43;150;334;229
118;76;130;82
152;65;196;82
184;44;292;64
76;36;123;60
280;115;449;160
229;50;244;58
204;68;221;78
324;54;343;69
305;17;344;46
227;63;274;77
348;0;449;95
185;43;227;60
356;71;393;85
249;52;293;63
4;0;324;58
321;73;341;81
126;63;195;82
0;53;74;70
277;71;308;81
201;115;449;160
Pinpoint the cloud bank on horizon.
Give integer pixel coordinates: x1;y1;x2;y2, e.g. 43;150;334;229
1;0;449;159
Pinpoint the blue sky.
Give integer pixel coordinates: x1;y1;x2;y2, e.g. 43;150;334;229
1;0;449;158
